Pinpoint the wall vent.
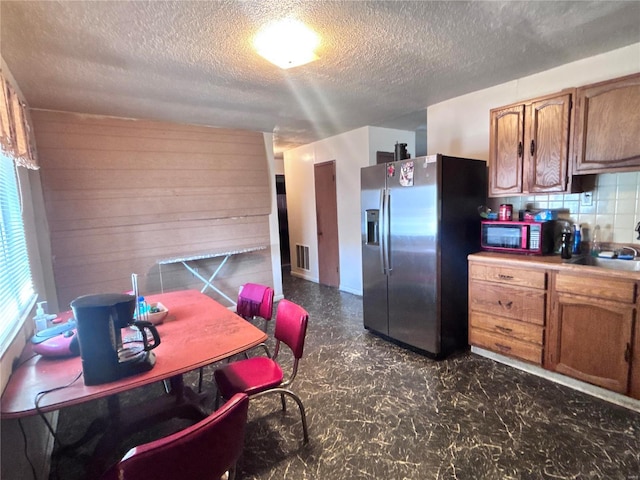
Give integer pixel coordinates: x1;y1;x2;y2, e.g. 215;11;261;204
295;244;310;270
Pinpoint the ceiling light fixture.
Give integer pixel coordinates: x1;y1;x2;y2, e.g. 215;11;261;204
254;19;320;69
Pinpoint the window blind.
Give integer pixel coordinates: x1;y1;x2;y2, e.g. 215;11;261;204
0;153;35;351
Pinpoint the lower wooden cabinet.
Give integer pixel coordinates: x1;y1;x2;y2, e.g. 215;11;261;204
547;292;634;393
468;262;547;365
469;312;543;364
631;318;640;400
546;271;637;395
469;254;640;401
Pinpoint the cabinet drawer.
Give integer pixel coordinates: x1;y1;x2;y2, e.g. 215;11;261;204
470;327;542;364
470;311;543;345
555;273;636;303
469;281;546;325
470;263;546;289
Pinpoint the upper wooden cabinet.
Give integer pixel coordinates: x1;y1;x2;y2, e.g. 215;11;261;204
572;73;640;174
489;92;572;197
489;105;524;195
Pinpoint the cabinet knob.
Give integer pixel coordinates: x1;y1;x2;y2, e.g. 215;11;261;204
498;274;514;280
530;139;536;156
517;142;523;158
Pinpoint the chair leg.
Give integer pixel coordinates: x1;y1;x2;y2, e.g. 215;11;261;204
254;388;309;443
198;367;204;393
228;464;237;480
281;390;309;444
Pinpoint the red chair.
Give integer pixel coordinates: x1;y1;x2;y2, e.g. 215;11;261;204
101;393;249;480
236;283;275;333
197;283;275;392
214;299;309;443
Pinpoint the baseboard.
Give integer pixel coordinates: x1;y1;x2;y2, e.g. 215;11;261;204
338;285;361;296
288;272;362;296
290;270;318;283
471;346;640;413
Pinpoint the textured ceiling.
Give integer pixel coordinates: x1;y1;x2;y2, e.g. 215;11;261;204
1;1;639;154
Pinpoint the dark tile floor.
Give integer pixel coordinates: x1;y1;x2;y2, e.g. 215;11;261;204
51;274;640;480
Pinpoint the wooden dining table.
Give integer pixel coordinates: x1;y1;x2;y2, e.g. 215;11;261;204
1;289;268;477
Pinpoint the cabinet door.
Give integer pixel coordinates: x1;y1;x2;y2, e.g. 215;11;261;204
548;292;634;394
525;93;571;193
489;105;524;196
631;315;640;400
573;73;640;173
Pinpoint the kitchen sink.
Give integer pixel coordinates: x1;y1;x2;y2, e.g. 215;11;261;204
566;255;640;272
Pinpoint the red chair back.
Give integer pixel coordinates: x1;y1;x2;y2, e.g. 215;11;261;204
101;393;249;480
237;283;274;321
257;285;274;321
274;299;309;359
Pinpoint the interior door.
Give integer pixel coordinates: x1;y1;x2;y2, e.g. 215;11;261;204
314;161;340;287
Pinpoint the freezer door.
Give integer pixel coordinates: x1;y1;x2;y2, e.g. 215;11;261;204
386;158;440;353
361;164;388;335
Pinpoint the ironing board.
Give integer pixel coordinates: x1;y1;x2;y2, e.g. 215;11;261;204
157;246;267;305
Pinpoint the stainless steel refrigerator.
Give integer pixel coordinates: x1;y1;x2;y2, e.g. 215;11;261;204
361;154;487;357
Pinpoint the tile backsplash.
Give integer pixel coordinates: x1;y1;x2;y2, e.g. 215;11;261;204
490;172;640;246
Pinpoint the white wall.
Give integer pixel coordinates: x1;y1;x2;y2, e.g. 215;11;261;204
427;43;640;245
284;126;415;295
263;132;284;300
273;155;285;176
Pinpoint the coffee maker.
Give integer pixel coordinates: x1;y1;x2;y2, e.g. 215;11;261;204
71;293;161;386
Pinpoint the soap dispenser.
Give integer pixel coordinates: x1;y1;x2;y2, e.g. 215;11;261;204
33;301;49;332
591;225;601;257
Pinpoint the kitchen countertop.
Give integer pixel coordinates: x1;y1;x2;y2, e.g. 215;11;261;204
468;251;640;280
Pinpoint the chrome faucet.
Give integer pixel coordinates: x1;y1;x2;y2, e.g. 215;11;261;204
620;245;639;258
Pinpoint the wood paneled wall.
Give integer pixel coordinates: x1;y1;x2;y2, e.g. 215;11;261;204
31;110;273;309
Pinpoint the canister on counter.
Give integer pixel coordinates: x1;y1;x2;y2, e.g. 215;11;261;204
499;204;513;221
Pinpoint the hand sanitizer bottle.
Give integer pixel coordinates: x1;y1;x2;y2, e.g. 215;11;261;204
33;301;49;332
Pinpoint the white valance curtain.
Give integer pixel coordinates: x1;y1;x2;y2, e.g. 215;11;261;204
0;70;38;170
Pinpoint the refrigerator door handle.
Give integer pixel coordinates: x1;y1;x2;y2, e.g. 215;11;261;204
379;189;386;274
382;188;391;274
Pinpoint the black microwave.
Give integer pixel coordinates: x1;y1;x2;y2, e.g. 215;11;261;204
481;220;556;255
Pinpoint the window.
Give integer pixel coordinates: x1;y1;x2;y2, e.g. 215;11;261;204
0;152;36;352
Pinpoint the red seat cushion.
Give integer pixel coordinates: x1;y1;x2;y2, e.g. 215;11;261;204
214;357;283;398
